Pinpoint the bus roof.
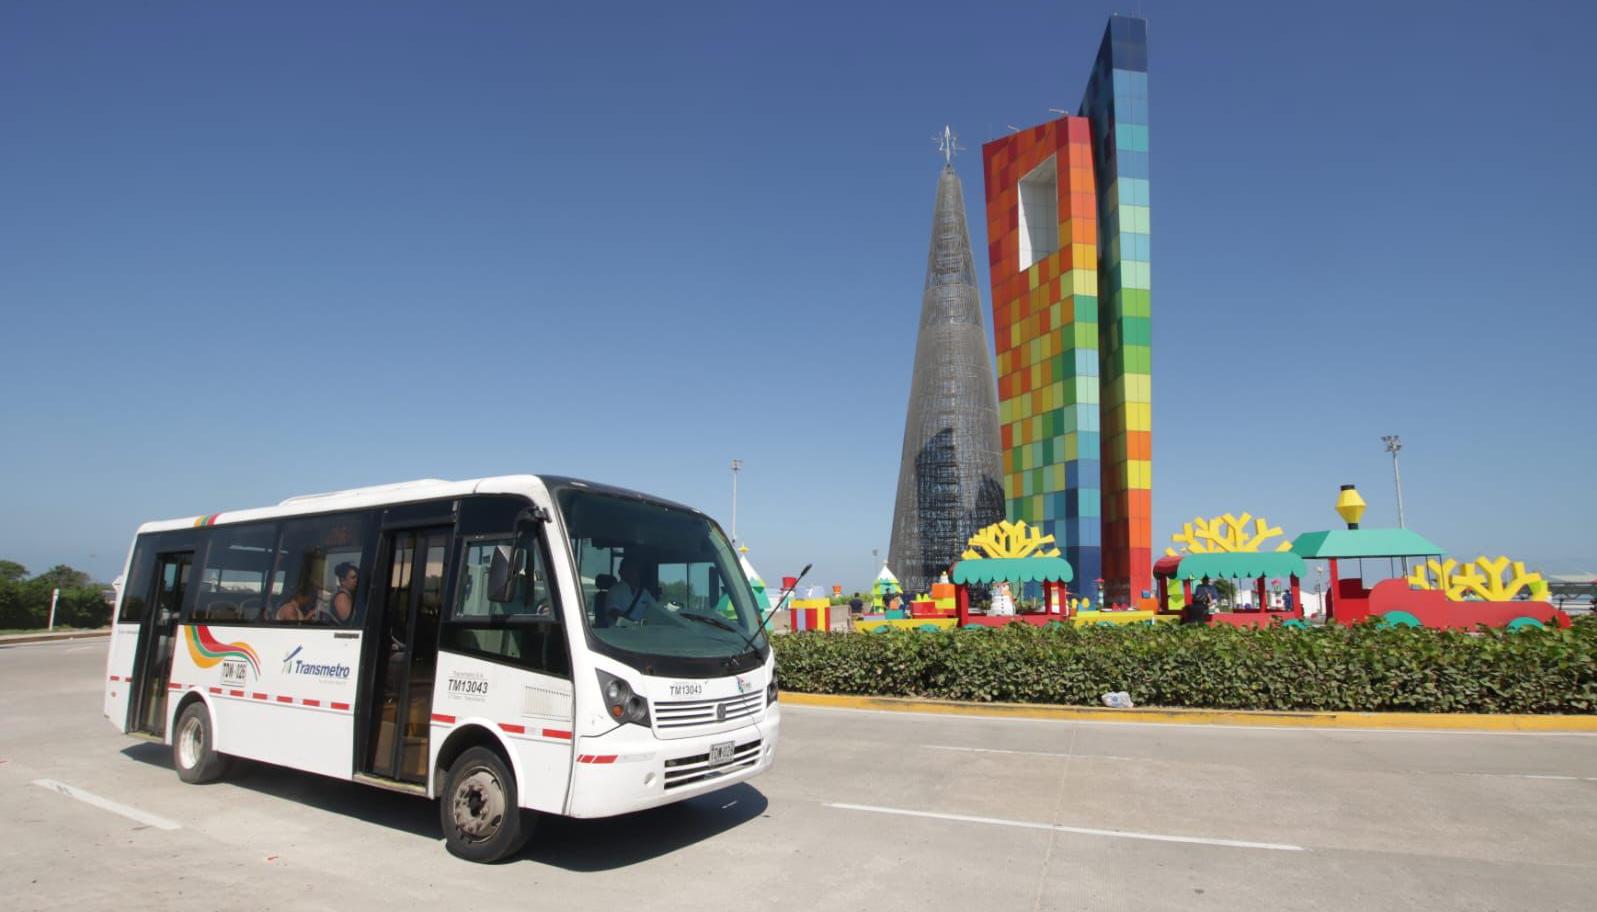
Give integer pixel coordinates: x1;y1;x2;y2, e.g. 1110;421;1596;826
134;474;706;535
135;476;523;533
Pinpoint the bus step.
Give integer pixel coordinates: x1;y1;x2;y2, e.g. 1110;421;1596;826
352;773;428;797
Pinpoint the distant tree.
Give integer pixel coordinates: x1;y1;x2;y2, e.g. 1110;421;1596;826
34;564;92;590
1214;578;1238;605
0;561;109;629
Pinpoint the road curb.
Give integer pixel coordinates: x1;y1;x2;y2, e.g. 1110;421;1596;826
782;692;1597;732
0;630;111;646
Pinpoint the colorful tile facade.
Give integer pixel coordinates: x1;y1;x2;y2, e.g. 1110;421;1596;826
981;117;1102;592
1081;16;1152;606
980;15;1151;606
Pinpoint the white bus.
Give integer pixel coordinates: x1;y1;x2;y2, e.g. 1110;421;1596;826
103;475;780;862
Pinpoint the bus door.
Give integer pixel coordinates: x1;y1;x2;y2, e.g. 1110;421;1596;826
365;525;451;783
129;551;192;737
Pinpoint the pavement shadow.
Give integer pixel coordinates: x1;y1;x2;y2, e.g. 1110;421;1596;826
521;783;768;871
121;743;438;839
121;743;769;867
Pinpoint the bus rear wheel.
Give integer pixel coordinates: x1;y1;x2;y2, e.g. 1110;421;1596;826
440;746;530;863
173;701;230;784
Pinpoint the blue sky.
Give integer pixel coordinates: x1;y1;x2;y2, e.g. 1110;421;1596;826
2;0;1593;588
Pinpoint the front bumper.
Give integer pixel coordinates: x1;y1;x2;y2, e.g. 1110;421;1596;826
565;704;781;818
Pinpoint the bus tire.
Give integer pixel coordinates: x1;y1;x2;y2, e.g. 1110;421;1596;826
440;746;529;863
173;701;229;784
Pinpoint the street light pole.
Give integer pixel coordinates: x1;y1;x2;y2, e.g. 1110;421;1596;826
729;459;742;543
1381;435;1405;528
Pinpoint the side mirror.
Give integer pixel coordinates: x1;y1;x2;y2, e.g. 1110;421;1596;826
488;544;518;603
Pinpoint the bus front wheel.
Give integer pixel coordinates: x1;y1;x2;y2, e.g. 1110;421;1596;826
173;701;230;784
440;746;531;863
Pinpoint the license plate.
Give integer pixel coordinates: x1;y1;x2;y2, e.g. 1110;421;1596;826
221;660;247;686
706;741;735;767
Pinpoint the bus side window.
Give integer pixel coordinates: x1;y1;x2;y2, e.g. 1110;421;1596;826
193;524;276;623
269;515;367;625
118;540;155;624
445;533;569;678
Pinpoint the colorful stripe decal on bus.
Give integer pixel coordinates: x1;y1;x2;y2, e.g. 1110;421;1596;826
192;513;222;527
185;625;261;675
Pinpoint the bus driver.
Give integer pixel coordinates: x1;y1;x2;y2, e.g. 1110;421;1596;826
603;556;658;624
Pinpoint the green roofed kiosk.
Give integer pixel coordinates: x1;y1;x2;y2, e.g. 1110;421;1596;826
950;521;1076;628
1287;483;1444;624
1154;551;1308;627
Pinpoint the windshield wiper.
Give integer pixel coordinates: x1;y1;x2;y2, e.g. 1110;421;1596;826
678;611;742;635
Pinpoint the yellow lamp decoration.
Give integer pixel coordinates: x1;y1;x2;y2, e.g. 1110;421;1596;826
1407;556;1545;602
1335;484;1366;529
1164;512;1293;557
961;520;1061;560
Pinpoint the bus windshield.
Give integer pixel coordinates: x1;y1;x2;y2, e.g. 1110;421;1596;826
556;486;768;675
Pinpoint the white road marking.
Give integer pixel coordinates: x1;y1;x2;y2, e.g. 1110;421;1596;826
32;779;182;831
785;702;1597;737
826;802;1305;852
925;744;1597;782
925;744;1142;762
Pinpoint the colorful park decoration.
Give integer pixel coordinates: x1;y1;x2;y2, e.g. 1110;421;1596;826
1154;551;1307;627
1166;512;1293;556
788;589;834;632
737;546;780;627
1289;485;1571;630
945;519;1162;628
869;563;902;610
848;488;1570;635
1405;556;1547;603
851;520;1167;629
1154;510;1305;626
851;561;957;633
950;522;1073;628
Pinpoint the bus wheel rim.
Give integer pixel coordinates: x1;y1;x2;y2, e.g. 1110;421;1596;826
452;767;506;841
178;715;203;769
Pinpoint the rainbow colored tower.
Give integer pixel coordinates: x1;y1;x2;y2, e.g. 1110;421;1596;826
981;15;1152;606
981;118;1103;594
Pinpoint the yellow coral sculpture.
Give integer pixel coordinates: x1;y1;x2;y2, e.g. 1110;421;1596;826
1164;512;1292;557
962;520;1061;560
1408;556;1544;602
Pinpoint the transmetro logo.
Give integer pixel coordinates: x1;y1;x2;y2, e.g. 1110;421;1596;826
185;626;261;675
280;644;352;680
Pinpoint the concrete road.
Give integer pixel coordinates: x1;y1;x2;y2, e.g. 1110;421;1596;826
2;640;1594;912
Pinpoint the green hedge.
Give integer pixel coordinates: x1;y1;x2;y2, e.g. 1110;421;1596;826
0;562;112;630
772;617;1597;714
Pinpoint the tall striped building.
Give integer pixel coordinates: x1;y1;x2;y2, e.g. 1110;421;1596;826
981;16;1152;606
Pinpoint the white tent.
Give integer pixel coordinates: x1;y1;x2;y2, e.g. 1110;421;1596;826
738;547;781;614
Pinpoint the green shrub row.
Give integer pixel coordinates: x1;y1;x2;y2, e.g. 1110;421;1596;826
772;617;1597;714
0;561;113;630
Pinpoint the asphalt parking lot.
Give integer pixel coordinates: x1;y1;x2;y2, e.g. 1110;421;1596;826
2;639;1594;912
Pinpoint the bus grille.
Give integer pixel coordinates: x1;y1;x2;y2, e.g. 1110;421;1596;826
662;739;762;790
652;691;765;731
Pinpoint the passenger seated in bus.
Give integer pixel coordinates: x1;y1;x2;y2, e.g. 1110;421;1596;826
274;586;324;623
274;563;358;624
603;557;659;624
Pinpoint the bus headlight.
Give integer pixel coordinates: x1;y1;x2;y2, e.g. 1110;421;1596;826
766;676;778;704
596;669;650;727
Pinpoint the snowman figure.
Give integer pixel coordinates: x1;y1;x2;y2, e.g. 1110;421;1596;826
989;580;1015;616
